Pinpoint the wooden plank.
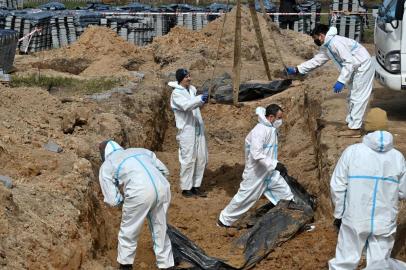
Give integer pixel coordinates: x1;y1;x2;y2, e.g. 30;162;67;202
232;0;242;106
258;0;287;72
248;0;272;80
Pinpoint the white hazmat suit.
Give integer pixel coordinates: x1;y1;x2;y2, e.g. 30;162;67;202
168;81;208;191
329;131;406;270
219;107;294;226
298;27;374;130
99;141;174;269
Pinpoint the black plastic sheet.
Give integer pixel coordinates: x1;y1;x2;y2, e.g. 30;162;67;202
213;80;292;103
120;2;151;12
168;225;236;270
19;11;53;23
234;200;314;269
201;74;292;103
39;2;66;11
169;201;313;270
0;29;18;73
283;174;317;210
168;173;315;270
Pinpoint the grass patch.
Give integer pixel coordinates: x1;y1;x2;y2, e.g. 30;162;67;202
363;27;374;44
10;74;123;95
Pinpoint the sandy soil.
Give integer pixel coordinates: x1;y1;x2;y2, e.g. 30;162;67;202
1;6;405;270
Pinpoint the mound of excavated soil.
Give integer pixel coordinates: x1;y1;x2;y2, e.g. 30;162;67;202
67;26;139;58
24;6;317;83
149;6;317;87
29;26;143;77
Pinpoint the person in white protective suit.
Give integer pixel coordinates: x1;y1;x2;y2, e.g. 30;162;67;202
217;104;294;228
98;140;175;270
329;108;406;270
168;68;209;198
286;24;374;137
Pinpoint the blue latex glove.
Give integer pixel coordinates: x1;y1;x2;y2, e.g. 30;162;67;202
201;91;209;103
286;66;298;75
333;81;345;93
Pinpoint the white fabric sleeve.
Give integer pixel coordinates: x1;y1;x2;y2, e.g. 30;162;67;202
99;162;123;207
297;49;330;74
150;151;170;178
172;90;203;112
249;127;278;171
399;156;406;200
333;41;355;84
330;146;352;219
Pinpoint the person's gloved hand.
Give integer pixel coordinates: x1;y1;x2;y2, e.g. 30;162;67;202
286;66;298;75
275;162;288;176
333;218;342;232
333;81;345;93
201;91;209;103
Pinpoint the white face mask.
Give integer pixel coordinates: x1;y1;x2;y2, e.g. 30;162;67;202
273;119;283;129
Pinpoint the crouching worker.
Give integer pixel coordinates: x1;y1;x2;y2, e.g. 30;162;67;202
98;140;175;270
329;108;406;270
218;104;294;228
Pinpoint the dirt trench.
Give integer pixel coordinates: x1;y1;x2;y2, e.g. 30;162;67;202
0;79;360;269
105;81;337;269
0;81;171;270
78;86;173;269
5;13;404;269
44;78;333;270
0;78;366;269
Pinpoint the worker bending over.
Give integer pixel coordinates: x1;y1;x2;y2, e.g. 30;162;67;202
98;140;174;270
286;24;374;137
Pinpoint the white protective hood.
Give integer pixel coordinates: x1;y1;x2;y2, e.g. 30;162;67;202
323;26;338;46
104;140;123;160
255;107;273;127
168;81;184;90
362;130;393;153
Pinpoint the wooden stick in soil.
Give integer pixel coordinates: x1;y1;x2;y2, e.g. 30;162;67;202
248;0;272;81
232;0;242;106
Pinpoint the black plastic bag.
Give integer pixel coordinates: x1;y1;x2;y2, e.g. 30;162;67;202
233;200;314;269
167;225;236;270
213;79;292;103
283;174;317;210
168;200;314;270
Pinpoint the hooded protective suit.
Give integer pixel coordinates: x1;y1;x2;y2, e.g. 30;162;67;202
298;27;374;130
329;131;406;270
99;141;174;268
219;107;294;226
168;81;208;191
